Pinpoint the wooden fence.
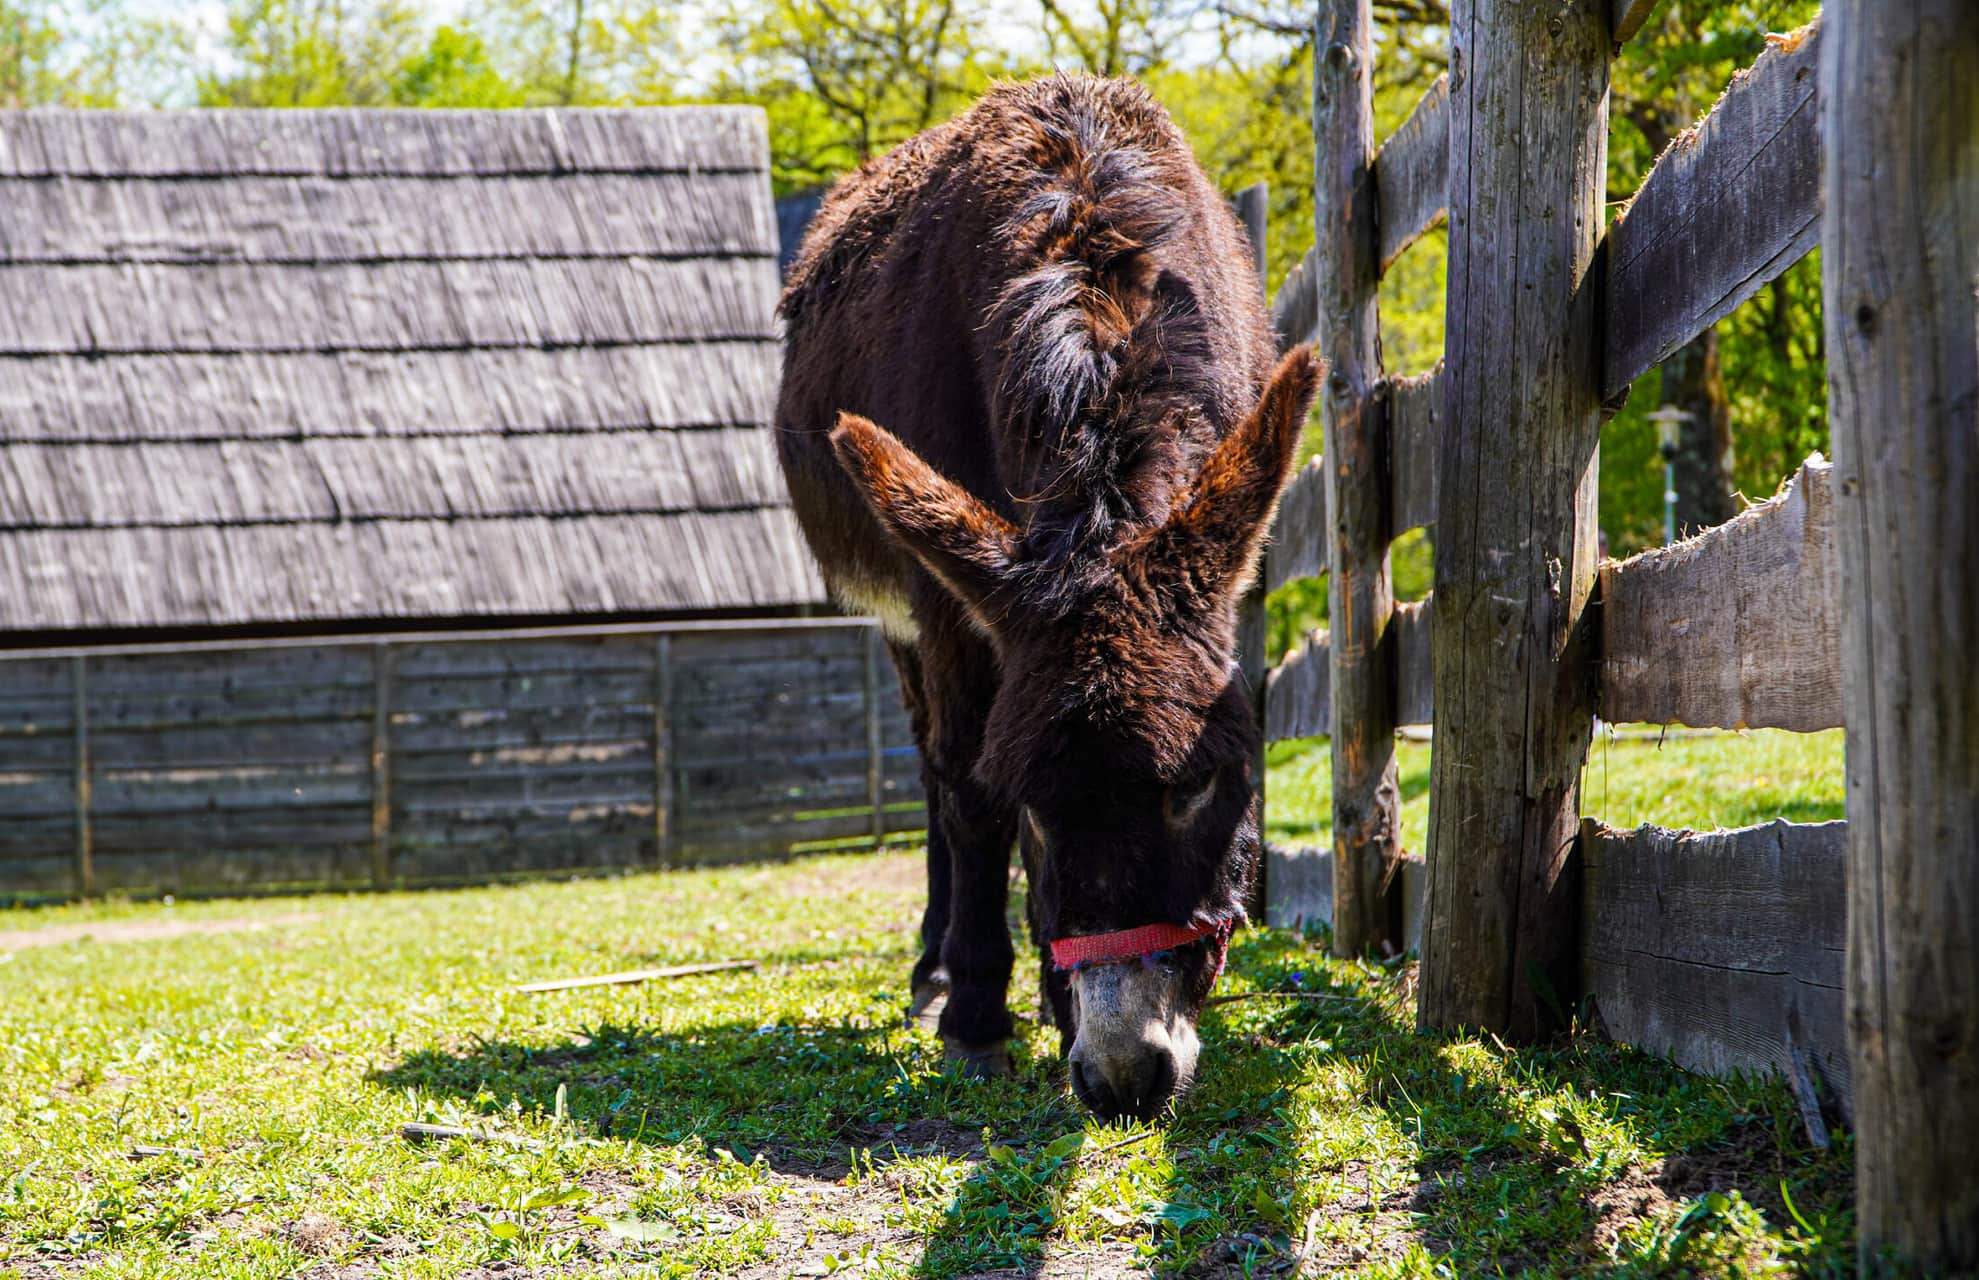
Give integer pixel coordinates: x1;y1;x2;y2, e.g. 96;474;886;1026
0;618;924;898
1260;0;1975;1267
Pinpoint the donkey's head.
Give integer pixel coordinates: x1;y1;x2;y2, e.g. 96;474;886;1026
830;345;1319;1120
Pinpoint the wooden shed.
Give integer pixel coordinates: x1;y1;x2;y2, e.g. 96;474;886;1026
0;108;921;898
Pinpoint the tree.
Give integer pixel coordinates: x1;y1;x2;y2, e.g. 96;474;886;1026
0;0;185;106
197;0;428;106
708;0;998;192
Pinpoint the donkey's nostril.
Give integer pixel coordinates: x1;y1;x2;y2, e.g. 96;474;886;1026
1135;1047;1178;1118
1070;1057;1123;1121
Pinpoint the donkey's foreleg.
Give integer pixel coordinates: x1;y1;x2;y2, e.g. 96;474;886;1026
936;777;1018;1077
906;774;952;1028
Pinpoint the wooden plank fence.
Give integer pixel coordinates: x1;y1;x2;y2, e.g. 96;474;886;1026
0;618;923;899
1257;0;1975;1266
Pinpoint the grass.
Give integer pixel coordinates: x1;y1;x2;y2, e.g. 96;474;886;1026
1266;726;1845;856
0;731;1851;1278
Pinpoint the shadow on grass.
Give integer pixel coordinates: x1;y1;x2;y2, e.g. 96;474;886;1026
370;928;1853;1278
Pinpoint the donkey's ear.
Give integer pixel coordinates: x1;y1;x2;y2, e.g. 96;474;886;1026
830;412;1024;620
1137;345;1320;608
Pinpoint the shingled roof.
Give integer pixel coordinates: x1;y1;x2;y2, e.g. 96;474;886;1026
0;107;824;637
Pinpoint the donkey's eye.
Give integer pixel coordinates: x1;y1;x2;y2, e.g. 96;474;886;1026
1162;768;1220;830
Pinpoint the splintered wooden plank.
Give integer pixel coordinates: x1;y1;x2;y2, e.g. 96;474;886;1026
1265;458;1327;593
0;108;770;178
1374;75;1449;273
1387;365;1441;535
1269;244;1320;353
1602;21;1821;402
0;257;779;354
1600;456;1838;730
1610;0;1663;45
1263;629;1329;743
0;173;777;264
1581;818;1850;1115
1393;597;1433;726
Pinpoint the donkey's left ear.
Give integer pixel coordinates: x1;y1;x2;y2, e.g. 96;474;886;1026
1135;345;1320;607
829;411;1025;624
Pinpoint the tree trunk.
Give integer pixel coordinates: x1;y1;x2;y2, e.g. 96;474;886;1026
1660;327;1737;536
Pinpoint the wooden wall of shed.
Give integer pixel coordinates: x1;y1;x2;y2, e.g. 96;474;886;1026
0;621;922;898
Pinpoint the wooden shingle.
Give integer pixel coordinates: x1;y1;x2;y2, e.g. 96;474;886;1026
0;107;818;635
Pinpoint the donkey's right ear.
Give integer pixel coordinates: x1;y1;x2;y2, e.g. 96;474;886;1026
829;412;1024;622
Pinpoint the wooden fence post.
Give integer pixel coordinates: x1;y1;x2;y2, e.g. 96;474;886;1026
1419;0;1607;1037
1314;0;1400;957
370;643;394;889
864;626;885;850
71;654;92;898
1823;0;1979;1269
1232;180;1270;921
654;634;675;868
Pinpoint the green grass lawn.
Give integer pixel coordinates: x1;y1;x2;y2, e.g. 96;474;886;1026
1266;727;1846;856
1;732;1851;1278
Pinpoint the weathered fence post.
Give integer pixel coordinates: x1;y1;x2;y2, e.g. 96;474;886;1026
1419;0;1607;1036
653;633;675;868
370;643;394;889
1232;180;1270;920
1823;0;1979;1269
1314;0;1400;956
71;654;92;898
864;625;885;850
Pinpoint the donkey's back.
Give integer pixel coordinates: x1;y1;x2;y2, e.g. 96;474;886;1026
775;76;1275;630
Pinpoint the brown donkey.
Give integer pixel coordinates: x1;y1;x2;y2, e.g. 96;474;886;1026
776;74;1318;1121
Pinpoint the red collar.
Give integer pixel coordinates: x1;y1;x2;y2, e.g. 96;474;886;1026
1049;918;1236;983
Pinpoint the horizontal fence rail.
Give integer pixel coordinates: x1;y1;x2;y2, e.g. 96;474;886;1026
0;618;923;898
1581;817;1851;1117
1601;456;1839;730
1373;74;1450;272
1602;19;1822;403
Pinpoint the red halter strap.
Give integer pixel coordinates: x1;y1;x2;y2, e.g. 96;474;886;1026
1049;918;1236;983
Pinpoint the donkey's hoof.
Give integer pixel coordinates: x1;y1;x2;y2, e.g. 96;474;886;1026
942;1036;1014;1079
906;979;949;1030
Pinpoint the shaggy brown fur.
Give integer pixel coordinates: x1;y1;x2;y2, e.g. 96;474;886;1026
776;73;1317;1119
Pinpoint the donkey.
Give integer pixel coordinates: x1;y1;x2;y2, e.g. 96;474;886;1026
775;74;1318;1122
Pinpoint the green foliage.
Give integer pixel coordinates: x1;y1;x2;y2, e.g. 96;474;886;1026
0;0;186;106
705;0;1005;193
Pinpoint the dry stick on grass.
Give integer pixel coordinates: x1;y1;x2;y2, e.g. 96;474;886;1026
127;1145;201;1160
513;959;757;994
400;1122;543;1150
1205;990;1362;1007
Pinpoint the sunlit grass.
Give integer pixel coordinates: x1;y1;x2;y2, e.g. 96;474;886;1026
0;724;1851;1278
1266;725;1844;854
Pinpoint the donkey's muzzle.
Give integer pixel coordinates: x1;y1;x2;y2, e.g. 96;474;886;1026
1069;1039;1180;1122
1066;962;1201;1121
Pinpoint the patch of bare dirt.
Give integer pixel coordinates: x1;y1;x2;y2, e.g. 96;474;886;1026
0;911;321;952
284;1212;352;1257
758;850;926;903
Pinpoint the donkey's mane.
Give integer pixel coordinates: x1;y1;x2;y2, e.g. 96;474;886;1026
984;77;1224;573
